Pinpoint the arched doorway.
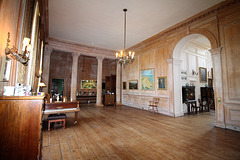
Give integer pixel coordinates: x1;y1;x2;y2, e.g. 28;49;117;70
172;34;213;116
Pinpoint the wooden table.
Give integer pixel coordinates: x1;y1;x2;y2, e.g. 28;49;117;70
44;101;80;124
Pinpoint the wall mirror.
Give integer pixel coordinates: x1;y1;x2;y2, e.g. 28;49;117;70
0;56;12;82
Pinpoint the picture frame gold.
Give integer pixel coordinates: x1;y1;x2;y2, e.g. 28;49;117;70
129;80;138;90
199;67;207;83
157;76;167;90
140;68;154;90
81;80;97;89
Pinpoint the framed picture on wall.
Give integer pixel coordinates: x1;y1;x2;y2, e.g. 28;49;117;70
122;82;126;90
158;76;167;90
199;67;207;83
208;78;213;87
81;80;97;89
129;80;138;90
141;68;154;90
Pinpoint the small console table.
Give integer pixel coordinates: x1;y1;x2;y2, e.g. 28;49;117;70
76;95;96;104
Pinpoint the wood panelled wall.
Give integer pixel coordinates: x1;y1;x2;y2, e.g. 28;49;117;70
49;52;116;99
49;51;72;99
0;0;22;93
0;0;44;94
122;0;240;131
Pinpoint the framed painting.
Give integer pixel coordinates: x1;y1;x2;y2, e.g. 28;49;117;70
158;76;167;90
129;80;138;90
81;80;97;89
199;67;207;83
122;82;126;90
141;69;154;90
208;78;213;88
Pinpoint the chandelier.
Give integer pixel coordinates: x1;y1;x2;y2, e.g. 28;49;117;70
115;9;135;67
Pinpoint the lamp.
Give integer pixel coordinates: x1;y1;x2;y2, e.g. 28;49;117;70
38;82;46;96
115;9;135;67
5;32;32;66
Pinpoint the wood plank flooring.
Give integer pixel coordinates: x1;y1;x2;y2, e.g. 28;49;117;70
42;105;240;160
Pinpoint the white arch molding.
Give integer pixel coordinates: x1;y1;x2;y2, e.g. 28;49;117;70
171;34;211;117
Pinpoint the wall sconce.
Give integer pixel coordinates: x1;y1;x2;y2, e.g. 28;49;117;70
192;69;198;76
5;32;32;66
35;70;42;78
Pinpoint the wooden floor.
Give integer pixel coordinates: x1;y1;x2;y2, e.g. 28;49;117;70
42;105;240;160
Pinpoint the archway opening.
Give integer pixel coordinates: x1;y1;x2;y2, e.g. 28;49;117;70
172;34;214;116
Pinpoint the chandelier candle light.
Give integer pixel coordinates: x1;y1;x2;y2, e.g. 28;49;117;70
115;9;135;67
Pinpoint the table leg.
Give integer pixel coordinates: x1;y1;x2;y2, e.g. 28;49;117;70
195;101;197;114
74;112;78;124
187;103;190;115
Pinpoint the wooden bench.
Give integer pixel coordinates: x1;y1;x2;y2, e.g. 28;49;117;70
48;114;66;131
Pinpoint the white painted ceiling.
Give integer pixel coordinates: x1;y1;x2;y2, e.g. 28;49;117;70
49;0;224;51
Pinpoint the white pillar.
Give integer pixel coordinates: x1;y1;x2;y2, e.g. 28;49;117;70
70;52;80;101
172;58;184;117
167;59;174;116
96;56;104;106
116;63;122;105
42;46;52;93
209;47;225;128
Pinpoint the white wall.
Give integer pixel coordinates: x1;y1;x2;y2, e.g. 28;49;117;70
180;41;212;113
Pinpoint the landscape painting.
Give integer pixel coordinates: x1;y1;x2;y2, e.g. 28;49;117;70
81;80;97;89
141;69;154;90
129;80;138;90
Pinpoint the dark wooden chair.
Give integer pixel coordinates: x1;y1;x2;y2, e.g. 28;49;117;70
191;102;200;114
198;99;209;112
208;98;214;110
148;98;160;113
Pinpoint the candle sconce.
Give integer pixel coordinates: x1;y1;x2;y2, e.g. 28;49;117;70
192;69;198;76
5;32;32;66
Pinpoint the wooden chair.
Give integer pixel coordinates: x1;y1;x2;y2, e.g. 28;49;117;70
208;98;214;110
148;98;160;113
198;99;209;112
191;102;200;114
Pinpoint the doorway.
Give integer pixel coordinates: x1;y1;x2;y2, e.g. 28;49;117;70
51;79;64;98
172;34;214;116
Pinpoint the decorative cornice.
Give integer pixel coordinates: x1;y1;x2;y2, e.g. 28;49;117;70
209;47;223;55
72;52;81;57
44;46;53;55
167;58;183;64
128;0;239;51
96;56;104;62
47;37;116;53
46;37;116;59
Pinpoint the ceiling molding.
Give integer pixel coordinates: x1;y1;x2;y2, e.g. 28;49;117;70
46;37;116;59
128;0;238;51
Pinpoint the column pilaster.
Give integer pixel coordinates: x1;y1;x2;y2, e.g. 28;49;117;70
70;52;80;101
116;63;122;105
209;47;225;129
96;56;104;106
42;46;53;93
